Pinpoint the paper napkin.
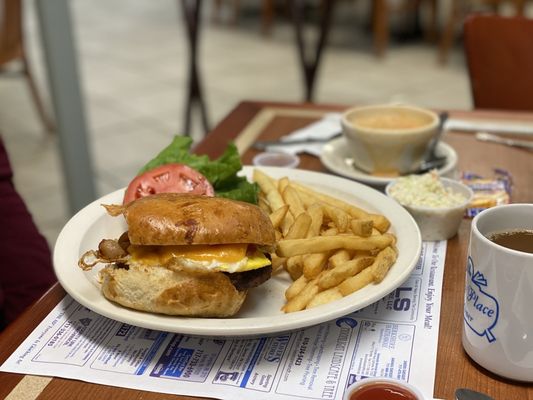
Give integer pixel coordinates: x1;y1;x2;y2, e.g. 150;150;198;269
265;113;342;157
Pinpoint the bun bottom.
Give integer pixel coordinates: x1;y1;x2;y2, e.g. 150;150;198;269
99;264;247;317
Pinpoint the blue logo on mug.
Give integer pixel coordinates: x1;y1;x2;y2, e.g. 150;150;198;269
464;256;499;343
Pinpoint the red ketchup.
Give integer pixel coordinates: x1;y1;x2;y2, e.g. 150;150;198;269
349;382;419;400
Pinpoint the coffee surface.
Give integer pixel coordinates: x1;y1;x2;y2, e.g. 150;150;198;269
488;229;533;254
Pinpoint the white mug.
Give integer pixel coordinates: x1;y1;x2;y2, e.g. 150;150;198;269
462;203;533;382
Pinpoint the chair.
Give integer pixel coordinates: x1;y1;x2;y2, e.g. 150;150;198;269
463;14;533;111
372;0;438;57
0;0;54;132
438;0;529;64
212;0;280;35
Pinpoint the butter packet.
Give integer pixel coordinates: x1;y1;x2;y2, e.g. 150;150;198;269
460;169;512;217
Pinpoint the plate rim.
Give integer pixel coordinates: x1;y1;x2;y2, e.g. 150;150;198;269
320;136;457;187
53;166;422;337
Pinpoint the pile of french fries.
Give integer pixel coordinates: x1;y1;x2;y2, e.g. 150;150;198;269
253;169;398;313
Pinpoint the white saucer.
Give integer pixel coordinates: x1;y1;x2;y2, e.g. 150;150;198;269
320;137;458;188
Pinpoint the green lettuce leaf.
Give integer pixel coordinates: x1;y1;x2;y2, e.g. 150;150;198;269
138;136;258;204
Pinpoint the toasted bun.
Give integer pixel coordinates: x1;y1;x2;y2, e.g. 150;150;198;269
100;264;247;317
106;193;275;246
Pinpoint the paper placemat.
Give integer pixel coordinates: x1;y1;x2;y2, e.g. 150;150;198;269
1;241;446;400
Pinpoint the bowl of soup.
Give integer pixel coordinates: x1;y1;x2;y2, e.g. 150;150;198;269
341;104;439;176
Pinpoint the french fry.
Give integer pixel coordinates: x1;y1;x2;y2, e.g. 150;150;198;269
258;193;270;213
254;169;283;209
254;169;294;234
269;205;289;229
286;255;304;280
277;234;393;257
306;203;324;238
278;177;290;194
306;287;343;309
285;275;308;300
350;219;373;237
303;252;329;279
285;212;312;240
292;182;391;232
281;217;295;237
252;170;398;312
322;203;351;233
318;256;375;289
283;186;306;218
283;281;319;313
367;213;391;233
293;187;317;209
321;227;338;236
384;232;397;246
271;255;287;273
338;267;375;296
371;246;397;283
328;249;351;269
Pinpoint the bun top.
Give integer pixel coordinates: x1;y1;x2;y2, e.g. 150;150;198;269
105;193;276;246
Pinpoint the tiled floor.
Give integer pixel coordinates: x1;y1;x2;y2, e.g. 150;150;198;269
0;0;472;247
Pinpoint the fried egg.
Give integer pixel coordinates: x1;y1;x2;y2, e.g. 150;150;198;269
127;243;271;273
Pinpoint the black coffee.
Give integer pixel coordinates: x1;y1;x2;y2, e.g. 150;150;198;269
488;229;533;254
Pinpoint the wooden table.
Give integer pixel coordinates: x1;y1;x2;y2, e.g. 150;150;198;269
1;101;532;399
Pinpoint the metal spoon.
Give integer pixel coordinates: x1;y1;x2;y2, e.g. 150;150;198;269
455;388;495;400
411;111;449;174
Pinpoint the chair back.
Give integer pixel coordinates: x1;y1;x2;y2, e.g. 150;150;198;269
464;14;533;111
0;0;23;65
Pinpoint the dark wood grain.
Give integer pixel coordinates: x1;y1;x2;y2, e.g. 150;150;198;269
2;100;532;400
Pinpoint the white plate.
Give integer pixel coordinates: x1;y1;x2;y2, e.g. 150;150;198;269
54;167;421;337
320;137;458;188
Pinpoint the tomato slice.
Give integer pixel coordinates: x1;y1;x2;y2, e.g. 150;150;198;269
123;163;215;204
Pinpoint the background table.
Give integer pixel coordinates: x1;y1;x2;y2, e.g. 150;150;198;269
1;101;532;399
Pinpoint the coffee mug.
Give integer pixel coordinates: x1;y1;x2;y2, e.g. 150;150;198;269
462;203;533;381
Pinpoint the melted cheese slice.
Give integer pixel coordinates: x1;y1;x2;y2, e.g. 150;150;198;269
128;243;270;273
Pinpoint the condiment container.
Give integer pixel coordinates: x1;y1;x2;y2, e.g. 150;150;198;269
252;151;300;168
386;176;474;241
343;377;425;400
